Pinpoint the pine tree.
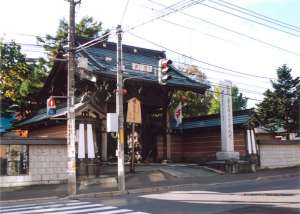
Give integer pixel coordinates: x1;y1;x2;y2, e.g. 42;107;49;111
37;16;109;65
257;65;300;139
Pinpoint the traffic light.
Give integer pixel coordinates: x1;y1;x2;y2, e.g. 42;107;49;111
158;59;172;85
47;97;56;116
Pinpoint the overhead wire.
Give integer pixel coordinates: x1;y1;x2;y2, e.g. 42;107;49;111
143;4;237;45
123;0;206;33
213;0;300;31
109;57;267;97
146;0;300;57
4;39;271;90
127;31;276;80
120;0;131;25
74;0;203;52
198;1;300;37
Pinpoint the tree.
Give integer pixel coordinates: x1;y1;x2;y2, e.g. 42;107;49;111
0;41;47;116
37;16;109;64
171;65;213;117
208;85;248;114
256;65;300;138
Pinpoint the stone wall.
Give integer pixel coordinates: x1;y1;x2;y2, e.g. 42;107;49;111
0;145;67;187
259;141;300;168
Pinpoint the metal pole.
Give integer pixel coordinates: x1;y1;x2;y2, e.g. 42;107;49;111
67;0;77;195
116;25;125;192
130;123;135;173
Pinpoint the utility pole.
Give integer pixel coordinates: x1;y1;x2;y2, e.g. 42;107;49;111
67;0;77;195
116;25;125;192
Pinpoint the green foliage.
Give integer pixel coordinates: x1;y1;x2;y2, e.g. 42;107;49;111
208;85;248;114
171;65;213;117
0;41;47;115
256;65;300;136
37;16;109;64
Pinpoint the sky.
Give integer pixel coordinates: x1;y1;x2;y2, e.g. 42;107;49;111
1;0;299;108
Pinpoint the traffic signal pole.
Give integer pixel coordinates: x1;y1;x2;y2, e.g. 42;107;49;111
67;0;77;195
116;25;126;192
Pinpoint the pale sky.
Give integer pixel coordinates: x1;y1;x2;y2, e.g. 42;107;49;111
1;0;299;107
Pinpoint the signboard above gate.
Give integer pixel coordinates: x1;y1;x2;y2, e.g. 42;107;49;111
127;97;142;124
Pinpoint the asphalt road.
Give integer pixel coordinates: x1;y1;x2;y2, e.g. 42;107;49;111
1;176;299;214
83;176;300;214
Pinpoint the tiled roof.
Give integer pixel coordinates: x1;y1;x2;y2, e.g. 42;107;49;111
77;41;210;92
15;102;85;127
171;110;254;130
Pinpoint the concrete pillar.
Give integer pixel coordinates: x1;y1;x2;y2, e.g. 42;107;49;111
216;80;239;160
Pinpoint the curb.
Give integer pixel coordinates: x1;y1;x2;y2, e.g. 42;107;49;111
255;173;299;181
201;166;225;175
67;183;199;200
1;172;298;203
0;196;60;204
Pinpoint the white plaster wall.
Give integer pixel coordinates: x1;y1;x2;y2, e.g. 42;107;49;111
260;144;300;169
0;145;67;187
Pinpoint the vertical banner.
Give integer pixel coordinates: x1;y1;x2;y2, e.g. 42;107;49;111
87;124;95;159
78;124;85;159
247;129;252;155
174;102;182;127
250;129;257;154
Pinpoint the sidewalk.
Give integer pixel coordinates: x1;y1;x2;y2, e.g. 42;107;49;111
0;164;299;202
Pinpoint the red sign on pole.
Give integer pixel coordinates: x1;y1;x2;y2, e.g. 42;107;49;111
47;97;56;115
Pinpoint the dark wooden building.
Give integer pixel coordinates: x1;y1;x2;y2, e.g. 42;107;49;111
1;40;209;182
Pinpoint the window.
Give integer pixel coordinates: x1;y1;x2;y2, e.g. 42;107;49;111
0;145;29;176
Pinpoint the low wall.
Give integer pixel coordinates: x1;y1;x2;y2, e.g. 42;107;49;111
259;140;300;169
0;144;67;187
158;127;246;162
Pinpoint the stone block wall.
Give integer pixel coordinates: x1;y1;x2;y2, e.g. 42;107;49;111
259;143;300;168
0;144;67;187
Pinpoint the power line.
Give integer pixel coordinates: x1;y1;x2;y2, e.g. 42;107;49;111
172;60;270;84
1;32;47;39
143;4;237;45
12;40;271;89
206;88;263;102
120;0;131;25
208;0;300;33
128;31;277;80
124;0;205;33
75;32;116;52
213;0;300;31
208;76;269;90
76;0;201;52
146;0;300;57
199;1;300;37
209;82;263;96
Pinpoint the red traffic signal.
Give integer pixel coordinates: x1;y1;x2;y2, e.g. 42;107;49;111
161;59;172;73
158;59;172;85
